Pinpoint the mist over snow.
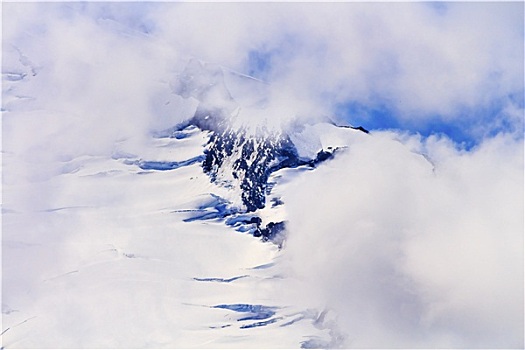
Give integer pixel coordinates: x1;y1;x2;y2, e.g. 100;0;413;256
2;2;524;349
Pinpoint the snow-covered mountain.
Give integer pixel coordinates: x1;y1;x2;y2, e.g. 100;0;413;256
2;54;362;348
3;12;523;348
142;59;357;246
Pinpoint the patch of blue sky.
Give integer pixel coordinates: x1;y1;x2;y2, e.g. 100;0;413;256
245;33;306;81
247;50;273;81
425;2;449;16
65;2;157;34
336;93;524;150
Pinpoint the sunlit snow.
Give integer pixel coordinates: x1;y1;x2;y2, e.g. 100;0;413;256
2;119;343;348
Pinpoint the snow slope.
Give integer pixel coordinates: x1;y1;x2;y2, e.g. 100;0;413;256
2;117;350;348
2;34;350;347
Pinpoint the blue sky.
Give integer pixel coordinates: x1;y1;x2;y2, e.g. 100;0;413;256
335;92;524;150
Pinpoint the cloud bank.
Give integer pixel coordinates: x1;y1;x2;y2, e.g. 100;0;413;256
150;2;524;137
3;2;523;144
282;130;523;348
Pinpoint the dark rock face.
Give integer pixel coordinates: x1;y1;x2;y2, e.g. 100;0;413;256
203;130;302;212
168;111;338;244
191;113;338;213
253;221;286;241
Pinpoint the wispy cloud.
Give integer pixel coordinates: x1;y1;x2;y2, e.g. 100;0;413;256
5;2;522;145
151;2;523;138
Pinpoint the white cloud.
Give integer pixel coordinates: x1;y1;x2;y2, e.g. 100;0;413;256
4;2;523;138
3;2;196;185
177;2;522;135
281;129;523;348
